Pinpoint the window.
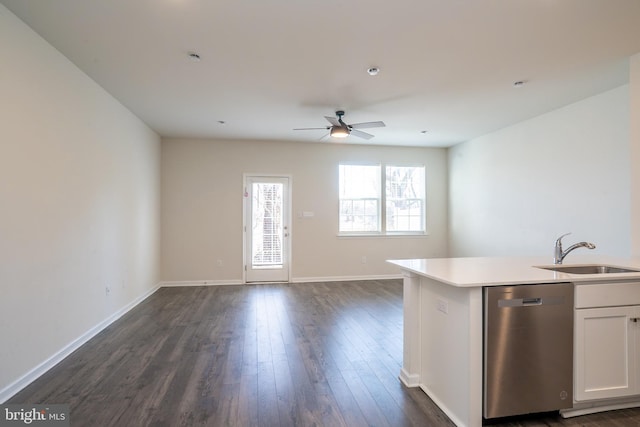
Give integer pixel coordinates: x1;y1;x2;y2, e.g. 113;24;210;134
385;165;425;232
339;164;381;232
339;164;425;235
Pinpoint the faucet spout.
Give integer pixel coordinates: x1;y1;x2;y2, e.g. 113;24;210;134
553;233;596;264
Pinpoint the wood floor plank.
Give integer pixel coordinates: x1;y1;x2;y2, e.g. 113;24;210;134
323;367;369;427
8;279;640;426
339;366;393;426
237;373;259;427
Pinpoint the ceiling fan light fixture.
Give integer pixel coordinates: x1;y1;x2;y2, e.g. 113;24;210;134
294;111;383;140
330;126;350;138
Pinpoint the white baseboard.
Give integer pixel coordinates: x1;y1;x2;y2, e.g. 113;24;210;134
291;274;401;283
160;279;243;287
161;276;401;286
0;283;161;403
420;384;467;427
399;369;420;387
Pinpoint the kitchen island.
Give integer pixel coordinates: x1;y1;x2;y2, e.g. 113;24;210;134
388;255;640;427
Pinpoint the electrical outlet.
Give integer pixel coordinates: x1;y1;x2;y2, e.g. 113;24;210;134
105;286;111;296
217;259;223;267
436;298;448;314
361;256;367;264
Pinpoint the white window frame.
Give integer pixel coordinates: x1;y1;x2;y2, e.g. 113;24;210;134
338;164;382;234
385;165;426;234
338;163;426;236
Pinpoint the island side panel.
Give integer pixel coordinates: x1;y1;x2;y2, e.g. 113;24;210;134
419;276;483;427
400;271;421;386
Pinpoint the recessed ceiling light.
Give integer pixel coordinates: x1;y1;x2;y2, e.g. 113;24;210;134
188;52;201;62
367;67;380;76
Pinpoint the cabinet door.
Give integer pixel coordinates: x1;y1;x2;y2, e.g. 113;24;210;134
575;306;638;401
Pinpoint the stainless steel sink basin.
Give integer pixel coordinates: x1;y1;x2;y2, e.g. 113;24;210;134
537;265;640;274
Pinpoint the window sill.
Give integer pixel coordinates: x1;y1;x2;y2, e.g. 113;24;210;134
337;232;429;239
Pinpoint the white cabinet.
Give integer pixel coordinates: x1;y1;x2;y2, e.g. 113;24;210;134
574;305;640;401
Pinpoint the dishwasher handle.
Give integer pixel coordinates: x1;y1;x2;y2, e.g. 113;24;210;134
498;296;564;308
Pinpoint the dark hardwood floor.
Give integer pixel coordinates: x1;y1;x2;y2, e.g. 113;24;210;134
9;280;640;426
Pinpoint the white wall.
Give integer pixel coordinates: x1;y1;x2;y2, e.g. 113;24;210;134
161;139;449;282
631;54;640;256
0;5;161;398
449;86;631;258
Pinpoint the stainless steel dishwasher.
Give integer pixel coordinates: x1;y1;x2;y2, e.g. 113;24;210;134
484;282;574;419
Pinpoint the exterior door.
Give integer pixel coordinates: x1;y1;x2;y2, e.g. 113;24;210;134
244;175;290;282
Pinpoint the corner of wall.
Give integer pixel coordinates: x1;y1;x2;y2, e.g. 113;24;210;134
630;53;640;257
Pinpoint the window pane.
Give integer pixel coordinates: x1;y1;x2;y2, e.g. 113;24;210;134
339;164;381;232
339;199;357;232
386;166;425;232
339;165;380;198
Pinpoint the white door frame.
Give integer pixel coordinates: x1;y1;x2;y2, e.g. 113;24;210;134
243;174;292;283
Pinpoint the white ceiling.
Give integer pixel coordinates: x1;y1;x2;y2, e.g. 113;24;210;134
3;0;640;147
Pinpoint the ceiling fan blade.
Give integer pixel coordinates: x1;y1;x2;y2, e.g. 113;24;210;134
349;129;375;140
324;116;340;126
349;121;386;129
293;127;329;131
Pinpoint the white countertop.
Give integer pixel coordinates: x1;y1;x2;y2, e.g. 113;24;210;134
388;255;640;287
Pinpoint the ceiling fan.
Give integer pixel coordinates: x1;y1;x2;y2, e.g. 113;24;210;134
294;110;385;140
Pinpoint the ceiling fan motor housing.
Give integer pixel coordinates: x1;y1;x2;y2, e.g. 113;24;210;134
335;110;347;127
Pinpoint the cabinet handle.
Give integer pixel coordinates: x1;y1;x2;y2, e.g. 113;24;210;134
631;318;639;323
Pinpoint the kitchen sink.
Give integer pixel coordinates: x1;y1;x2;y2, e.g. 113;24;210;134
537;265;640;274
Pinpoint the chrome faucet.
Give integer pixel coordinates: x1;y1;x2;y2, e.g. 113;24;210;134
554;233;596;264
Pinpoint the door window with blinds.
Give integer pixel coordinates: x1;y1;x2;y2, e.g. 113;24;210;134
251;182;283;267
244;176;290;282
339;164;425;235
